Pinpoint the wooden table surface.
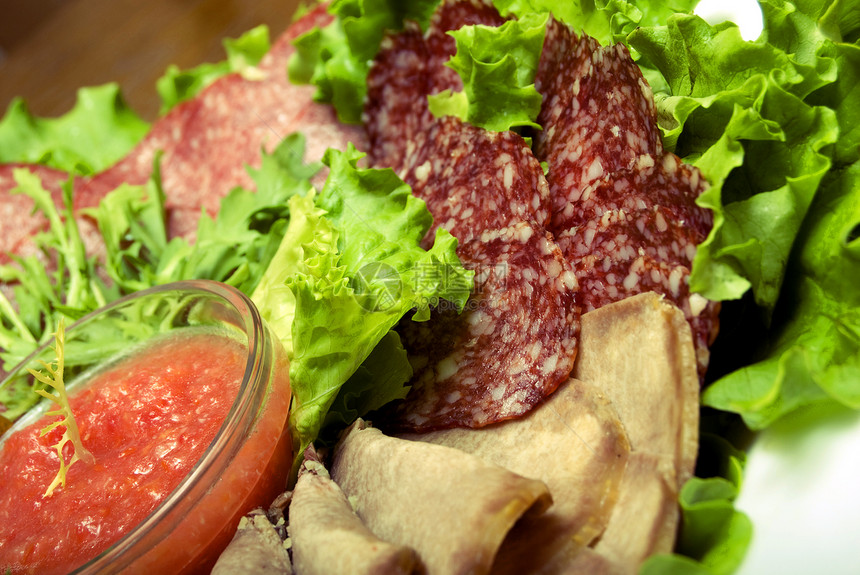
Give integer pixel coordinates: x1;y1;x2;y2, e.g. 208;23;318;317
0;0;302;122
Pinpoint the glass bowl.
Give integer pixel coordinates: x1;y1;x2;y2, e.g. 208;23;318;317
0;280;292;574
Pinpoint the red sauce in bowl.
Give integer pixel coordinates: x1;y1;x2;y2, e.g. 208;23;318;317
0;327;291;574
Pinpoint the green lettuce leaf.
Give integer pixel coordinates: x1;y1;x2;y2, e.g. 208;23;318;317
703;161;860;429
320;329;412;442
494;0;697;46
88;132;316;297
628;11;839;314
642;477;752;575
0;133;317;381
288;0;439;123
258;144;472;473
0;84;149;175
156;25;272;115
428;13;548;131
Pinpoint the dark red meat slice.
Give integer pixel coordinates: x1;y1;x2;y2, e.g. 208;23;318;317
387;221;579;432
535;18;663;216
364;0;506;173
400;115;551;247
552;154;712;271
0;164;67;264
364;22;431;172
552;154;719;372
366;0;578;431
77;3;366;239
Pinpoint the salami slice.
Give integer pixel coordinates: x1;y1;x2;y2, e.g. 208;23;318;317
551;154;712;272
364;22;431;173
535;18;663;215
364;0;506;173
365;0;579;431
2;3;366;248
399;115;551;248
388;221;579;432
0;164;67;264
552;157;720;373
534;18;718;375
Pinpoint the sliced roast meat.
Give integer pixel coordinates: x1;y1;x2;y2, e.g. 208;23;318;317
211;510;292;575
569;293;700;573
289;447;420;575
330;419;552;575
399;377;630;574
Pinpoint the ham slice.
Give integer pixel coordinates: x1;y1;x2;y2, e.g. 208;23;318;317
0;3;366;262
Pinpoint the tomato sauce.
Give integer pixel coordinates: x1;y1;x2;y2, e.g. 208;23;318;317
0;329;292;574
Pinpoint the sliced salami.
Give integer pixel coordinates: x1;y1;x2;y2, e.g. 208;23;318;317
400;115;551;247
365;0;579;431
535;18;663;215
364;0;505;173
388;221;579;432
534;19;719;373
364;22;431;172
0;164;67;264
551;154;712;273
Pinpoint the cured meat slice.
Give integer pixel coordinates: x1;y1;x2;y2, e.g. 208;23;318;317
552;154;719;372
400;115;551;247
534;18;663;215
364;0;505;173
399;377;630;573
535;18;718;375
366;0;577;431
1;3;366;250
211;510;293;575
571;293;701;572
289;448;420;575
76;3;366;240
388;221;579;431
364;23;431;172
330;419;552;575
0;164;67;263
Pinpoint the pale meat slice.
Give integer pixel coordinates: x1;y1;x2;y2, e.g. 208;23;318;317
211;510;292;575
573;291;699;485
570;292;700;573
398;377;630;574
289;448;420;575
330;419;552;575
585;452;682;571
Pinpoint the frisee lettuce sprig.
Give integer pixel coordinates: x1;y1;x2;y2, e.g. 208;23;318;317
29;318;95;498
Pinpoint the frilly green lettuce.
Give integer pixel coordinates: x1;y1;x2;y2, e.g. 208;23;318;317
252;145;473;474
0;84;148;175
